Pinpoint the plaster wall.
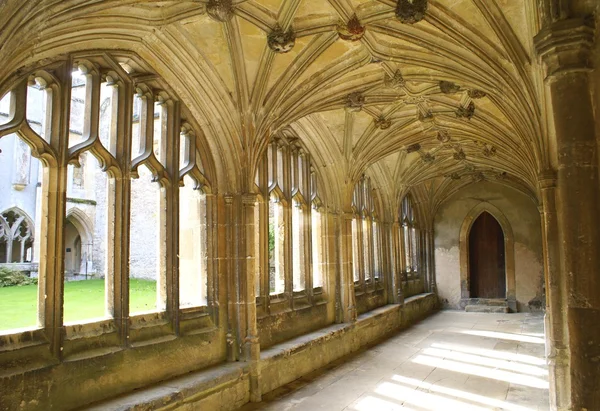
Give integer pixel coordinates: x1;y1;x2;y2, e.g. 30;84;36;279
434;181;544;311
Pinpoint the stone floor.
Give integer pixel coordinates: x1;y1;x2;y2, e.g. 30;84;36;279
240;311;549;411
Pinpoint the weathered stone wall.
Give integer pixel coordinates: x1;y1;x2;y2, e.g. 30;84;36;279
434;181;544;312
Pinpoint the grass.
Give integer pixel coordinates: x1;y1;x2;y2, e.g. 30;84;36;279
0;278;157;331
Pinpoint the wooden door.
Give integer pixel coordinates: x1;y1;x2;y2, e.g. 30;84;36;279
469;212;506;298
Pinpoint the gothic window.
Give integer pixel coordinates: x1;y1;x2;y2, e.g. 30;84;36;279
0;209;34;264
179;128;209;310
351;176;383;289
401;195;420;280
0;54;212;334
311;171;324;289
257;135;323;308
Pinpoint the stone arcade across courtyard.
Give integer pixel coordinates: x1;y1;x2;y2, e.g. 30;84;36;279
0;0;598;410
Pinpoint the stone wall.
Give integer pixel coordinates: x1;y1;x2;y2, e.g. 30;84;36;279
434;181;544;312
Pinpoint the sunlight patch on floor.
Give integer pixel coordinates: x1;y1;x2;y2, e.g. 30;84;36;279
412;354;549;389
460;329;545;344
389;375;535;411
430;342;546;366
421;347;548;376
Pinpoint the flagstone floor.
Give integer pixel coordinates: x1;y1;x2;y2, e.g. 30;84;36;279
239;311;549;411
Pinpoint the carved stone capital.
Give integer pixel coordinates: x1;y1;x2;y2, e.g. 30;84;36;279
538;169;557;189
242;193;258;206
534;18;595;79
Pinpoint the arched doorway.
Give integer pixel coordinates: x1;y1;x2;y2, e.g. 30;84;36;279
468;212;506;298
64;220;82;276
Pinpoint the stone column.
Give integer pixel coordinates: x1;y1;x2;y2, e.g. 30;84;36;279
535;18;600;410
340;212;357;322
241;194;261;402
223;195;238;362
390;220;404;305
539;171;570;410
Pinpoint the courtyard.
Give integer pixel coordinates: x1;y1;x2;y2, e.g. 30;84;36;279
0;279;157;330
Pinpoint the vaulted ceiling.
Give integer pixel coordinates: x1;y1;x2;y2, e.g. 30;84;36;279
0;0;549;212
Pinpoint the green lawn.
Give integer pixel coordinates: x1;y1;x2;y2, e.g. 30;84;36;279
0;279;157;331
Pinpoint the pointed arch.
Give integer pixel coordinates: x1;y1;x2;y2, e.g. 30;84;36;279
65;207;94;246
459;202;516;311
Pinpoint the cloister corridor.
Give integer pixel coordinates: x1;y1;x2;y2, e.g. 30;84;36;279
240;311;548;411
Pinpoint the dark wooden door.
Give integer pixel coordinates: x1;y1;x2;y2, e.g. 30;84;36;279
469;212;506;298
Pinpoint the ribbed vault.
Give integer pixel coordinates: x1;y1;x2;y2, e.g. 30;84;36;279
0;0;549;211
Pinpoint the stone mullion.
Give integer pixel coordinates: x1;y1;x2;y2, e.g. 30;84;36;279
110;77;133;347
340;212;357;322
427;228;436;294
380;221;391;297
356;215;364;288
539;172;570;410
40;64;70;358
399;224;407;284
420;230;428;291
256;153;268;310
390;221;403;304
241;194;261;402
536;18;599;410
366;218;374;291
163;100;180;331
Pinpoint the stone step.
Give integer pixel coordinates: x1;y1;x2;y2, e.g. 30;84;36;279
465;305;510;313
466;298;509;307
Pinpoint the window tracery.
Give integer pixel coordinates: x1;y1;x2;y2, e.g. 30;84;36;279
0;53;212;333
256;135;323;308
400;195;421;281
0;209;34;263
351;176;383;289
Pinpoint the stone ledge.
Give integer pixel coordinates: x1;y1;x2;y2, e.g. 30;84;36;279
84;362;249;411
81;293;437;411
260;293;437;394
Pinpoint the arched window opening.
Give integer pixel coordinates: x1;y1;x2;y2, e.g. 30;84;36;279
292;198;306;292
257;135;324;307
400;195;421;281
351;176;382;290
179;175;207;308
0;54;214;336
63;63;115;324
0;86;44;332
269;192;285;295
310;171;324;289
